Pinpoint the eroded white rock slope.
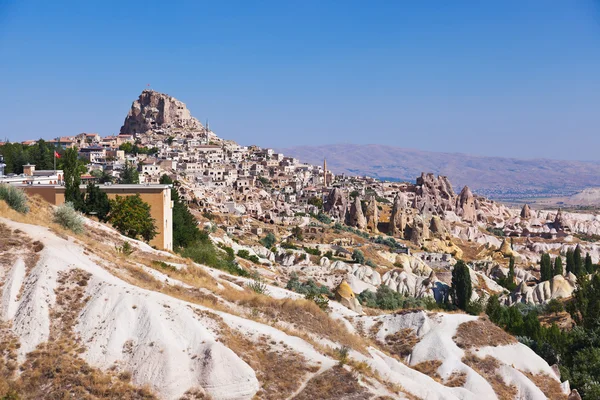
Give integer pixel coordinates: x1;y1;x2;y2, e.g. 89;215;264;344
0;216;566;400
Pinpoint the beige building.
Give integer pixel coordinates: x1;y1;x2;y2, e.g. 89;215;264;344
20;184;173;251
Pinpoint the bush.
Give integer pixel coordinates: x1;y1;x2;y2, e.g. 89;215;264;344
115;241;134;256
316;212;331;224
0;184;29;213
286;273;332;297
247;273;269;295
53;202;84;234
352;249;365;264
303;246;321;256
305;292;329;311
261;232;276;248
181;241;248;277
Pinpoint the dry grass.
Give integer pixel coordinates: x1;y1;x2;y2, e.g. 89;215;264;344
454;318;517;349
462;352;517;400
412;360;442;382
520;371;567;400
225;289;367;352
293;366;371;400
215;318;315;400
379;328;419;359
0;222;40;272
0;268;158;399
444;371;467;387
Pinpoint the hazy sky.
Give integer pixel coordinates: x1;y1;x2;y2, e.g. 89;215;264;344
1;0;600;160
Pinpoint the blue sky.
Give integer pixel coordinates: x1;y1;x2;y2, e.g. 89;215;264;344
1;0;599;160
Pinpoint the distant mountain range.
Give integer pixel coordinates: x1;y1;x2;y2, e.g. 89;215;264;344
277;143;600;200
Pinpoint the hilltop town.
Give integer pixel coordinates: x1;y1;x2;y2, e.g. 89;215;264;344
1;90;599;399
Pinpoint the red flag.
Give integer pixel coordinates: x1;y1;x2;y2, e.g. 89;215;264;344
54;151;61;159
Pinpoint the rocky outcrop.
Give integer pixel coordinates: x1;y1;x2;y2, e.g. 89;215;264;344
347;196;367;230
412;173;456;216
429;216;447;237
499;239;516;258
554;208;568;231
120;90;204;135
521;204;532;219
389;193;409;238
505;273;577;305
335;281;363;314
410;215;430;246
324;188;347;221
365;196;379;233
456;186;477;223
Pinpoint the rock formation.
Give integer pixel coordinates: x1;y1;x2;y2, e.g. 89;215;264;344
324;188;347;221
335;280;363;314
347;196;367;230
499;238;515;258
456;186;477;223
120;90;204;135
410;215;430;246
429;215;447;237
389;193;409;238
521;204;532;219
412;173;456;216
364;196;379;232
553;208;568;231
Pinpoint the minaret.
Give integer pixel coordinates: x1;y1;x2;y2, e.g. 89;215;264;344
323;158;328;187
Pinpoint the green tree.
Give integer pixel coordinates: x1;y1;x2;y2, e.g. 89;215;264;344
108;194;157;242
120;161;139;184
485;294;504;324
63;147;84;210
292;226;303;241
540;253;552;282
568;274;600;330
119;142;134;154
260;232;276;248
574;244;583;276
451;260;472;311
83;183;110;222
566;249;575;275
308;196;323;209
171;186;202;248
553;256;563;277
585;253;593;274
352;249;365;264
159;174;173;184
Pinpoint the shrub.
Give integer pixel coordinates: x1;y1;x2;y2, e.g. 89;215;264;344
305;292;329;311
316;212;331;224
286;272;332;297
115;241;134;256
247;274;269;295
181;241;248;277
303;246;321;256
261;232;276;248
53;202;84;234
352;249;365;264
365;259;377;268
335;346;350;366
0;184;29;213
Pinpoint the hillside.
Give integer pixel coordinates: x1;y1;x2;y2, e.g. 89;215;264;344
0;195;569;399
277;144;600;199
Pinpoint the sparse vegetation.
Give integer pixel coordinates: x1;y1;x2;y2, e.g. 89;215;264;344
53;202;84;234
0;184;29;214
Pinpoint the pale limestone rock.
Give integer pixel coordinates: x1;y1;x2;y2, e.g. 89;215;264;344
348;196;367;230
365;195;379;233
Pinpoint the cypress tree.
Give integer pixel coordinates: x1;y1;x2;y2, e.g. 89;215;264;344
451;260;472;311
553;256;563;277
574;244;583;276
83;183;110;222
507;256;515;283
585;253;593;274
540;253;552;282
63;147;84;210
566;249;575;275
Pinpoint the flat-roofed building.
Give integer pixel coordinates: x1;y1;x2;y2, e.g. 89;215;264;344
19;184;173;251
